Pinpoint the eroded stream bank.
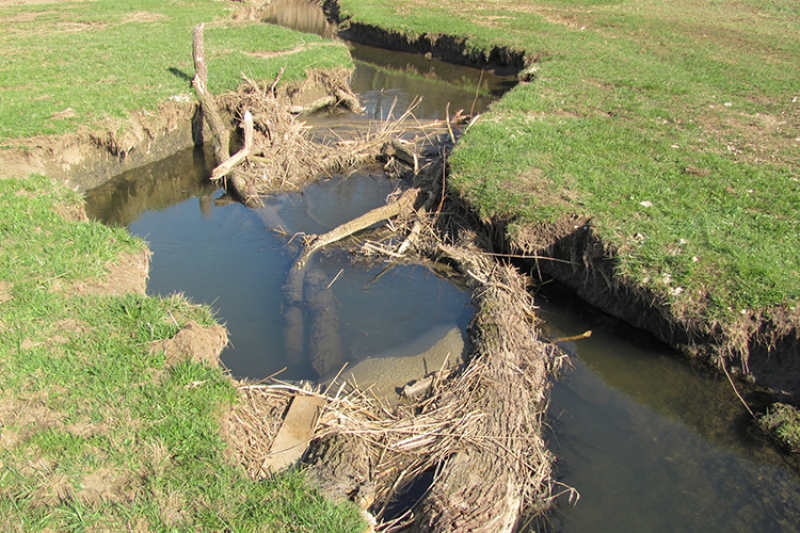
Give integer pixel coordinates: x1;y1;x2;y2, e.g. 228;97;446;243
87;10;800;530
86;140;800;532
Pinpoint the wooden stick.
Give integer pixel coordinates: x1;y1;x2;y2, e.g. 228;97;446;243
295;188;420;269
211;110;254;181
191;23;230;165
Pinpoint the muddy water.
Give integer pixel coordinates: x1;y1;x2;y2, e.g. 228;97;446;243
86;2;800;531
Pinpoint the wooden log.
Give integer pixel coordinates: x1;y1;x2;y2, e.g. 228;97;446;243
382;139;418;171
289;95;337;115
191;23;230;165
294;187;419;269
211;110;254;181
335;88;364;114
397;158;444;255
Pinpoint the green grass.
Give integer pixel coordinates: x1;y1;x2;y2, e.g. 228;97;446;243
0;0;352;140
339;0;800;341
759;403;800;452
0;175;366;531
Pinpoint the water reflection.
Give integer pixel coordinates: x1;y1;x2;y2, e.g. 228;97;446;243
85;151;471;382
535;281;800;532
260;0;339;40
84;145;216;227
262;0;517;123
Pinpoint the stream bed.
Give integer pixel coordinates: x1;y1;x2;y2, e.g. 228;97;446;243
86;2;800;531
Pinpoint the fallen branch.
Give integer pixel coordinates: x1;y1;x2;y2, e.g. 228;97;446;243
211;110;254;181
294;187;420;269
289;95;337;115
336;88;365;114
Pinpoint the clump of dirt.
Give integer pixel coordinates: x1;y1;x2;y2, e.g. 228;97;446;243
149;320;229;369
0;391;66;441
0;281;12;305
77;467;142;505
48;249;152;298
52;197;88;223
123;11;168;24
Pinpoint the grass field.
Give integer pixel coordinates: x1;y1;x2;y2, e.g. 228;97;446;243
0;1;365;530
0;0;351;141
338;0;800;353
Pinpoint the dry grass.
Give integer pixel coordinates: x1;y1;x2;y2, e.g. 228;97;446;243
219;139;567;530
217;74;455;203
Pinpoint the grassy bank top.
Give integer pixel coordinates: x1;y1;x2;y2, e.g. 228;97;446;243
339;0;800;348
0;175;366;531
0;0;352;141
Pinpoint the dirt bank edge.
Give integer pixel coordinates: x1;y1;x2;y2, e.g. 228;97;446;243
323;0;529;75
0;68;357;193
520;222;800;401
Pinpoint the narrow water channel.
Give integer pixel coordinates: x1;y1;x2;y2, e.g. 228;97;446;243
86;1;800;531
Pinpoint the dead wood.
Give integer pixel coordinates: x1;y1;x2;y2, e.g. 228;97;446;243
289;95;337;115
414;262;552;533
214;79;558;530
192;23;230;166
382;139;419;170
336;88;365;114
306;141;558;531
295;187;420;269
192;23;261;206
211;110;254;181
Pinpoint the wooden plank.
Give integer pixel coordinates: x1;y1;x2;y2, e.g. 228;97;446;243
261;394;326;474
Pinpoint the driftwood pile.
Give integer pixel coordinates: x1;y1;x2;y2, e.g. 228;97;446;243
269;125;564;530
192;22;564;532
191;24;448;208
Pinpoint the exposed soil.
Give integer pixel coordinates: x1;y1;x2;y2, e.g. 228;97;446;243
509;221;800;401
149;320;229;369
0;100;198;192
0;68;361;194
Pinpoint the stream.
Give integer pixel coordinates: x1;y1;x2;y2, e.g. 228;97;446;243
85;1;800;531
